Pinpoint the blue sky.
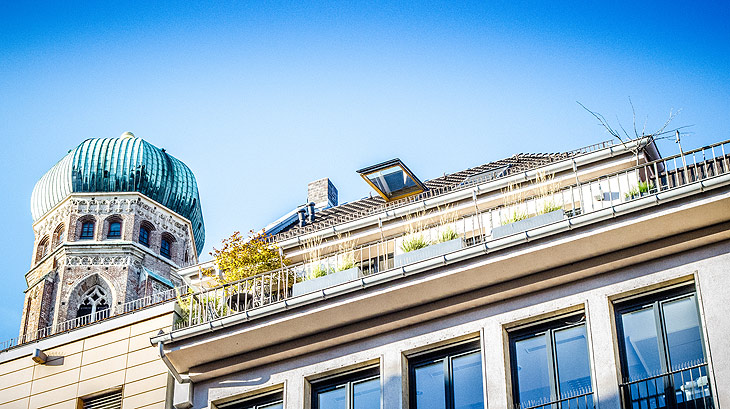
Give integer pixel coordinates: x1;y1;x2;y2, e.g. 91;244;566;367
1;1;729;342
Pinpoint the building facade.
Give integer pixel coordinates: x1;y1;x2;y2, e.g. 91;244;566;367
160;137;730;409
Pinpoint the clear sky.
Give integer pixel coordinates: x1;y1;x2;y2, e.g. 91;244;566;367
1;1;729;342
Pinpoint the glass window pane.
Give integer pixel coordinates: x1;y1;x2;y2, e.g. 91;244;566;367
259;402;283;409
317;385;346;409
620;307;662;380
662;296;704;369
414;360;446;409
353;378;380;409
514;334;551;405
452;352;484;409
554;325;591;398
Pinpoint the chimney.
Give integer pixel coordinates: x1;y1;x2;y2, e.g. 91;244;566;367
307;178;338;209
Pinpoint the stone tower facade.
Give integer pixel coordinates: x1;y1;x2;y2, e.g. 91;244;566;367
19;134;205;341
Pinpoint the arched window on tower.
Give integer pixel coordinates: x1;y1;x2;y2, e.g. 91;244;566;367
52;224;65;249
77;286;111;322
160;233;174;259
139;221;154;247
106;216;122;239
80;220;95;240
36;236;50;263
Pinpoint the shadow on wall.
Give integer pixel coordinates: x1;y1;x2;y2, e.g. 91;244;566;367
189;236;728;408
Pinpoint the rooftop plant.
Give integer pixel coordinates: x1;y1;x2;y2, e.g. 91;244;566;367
625;181;655;199
203;230;289;285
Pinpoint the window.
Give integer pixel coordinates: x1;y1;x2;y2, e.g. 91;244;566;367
53;224;65;248
77;285;111;322
218;391;283;409
80;221;95;240
312;367;380;409
80;389;122;409
615;285;712;409
139;226;150;247
108;221;121;238
357;158;426;202
409;340;484;409
161;237;171;259
36;236;50;262
509;314;593;409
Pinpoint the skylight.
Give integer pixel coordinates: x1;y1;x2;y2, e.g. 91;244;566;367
357;158;426;201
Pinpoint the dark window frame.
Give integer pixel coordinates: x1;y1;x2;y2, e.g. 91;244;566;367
161;236;171;259
80;221;95;240
311;366;380;409
408;339;483;409
139;226;150;247
614;284;709;407
507;313;591;408
108;221;122;238
218;391;283;409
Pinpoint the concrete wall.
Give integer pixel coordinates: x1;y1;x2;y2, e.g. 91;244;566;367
190;240;730;409
0;310;174;409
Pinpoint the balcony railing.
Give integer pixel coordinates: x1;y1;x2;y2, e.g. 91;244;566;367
619;361;713;409
1;285;185;352
172;139;730;331
517;388;594;409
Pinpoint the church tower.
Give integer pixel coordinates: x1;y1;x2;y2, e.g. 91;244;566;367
19;132;205;341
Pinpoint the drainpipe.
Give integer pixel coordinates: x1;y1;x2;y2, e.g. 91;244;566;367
158;341;190;384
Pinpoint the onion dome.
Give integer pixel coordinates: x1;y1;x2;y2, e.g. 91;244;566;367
31;133;205;254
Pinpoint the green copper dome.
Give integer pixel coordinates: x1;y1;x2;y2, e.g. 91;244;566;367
31;133;205;255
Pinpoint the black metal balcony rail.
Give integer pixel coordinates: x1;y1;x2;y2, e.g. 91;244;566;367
516;388;594;409
619;361;713;409
171;139;730;331
1;285;186;352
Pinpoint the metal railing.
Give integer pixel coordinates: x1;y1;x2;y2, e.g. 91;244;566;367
172;139;730;331
1;285;186;352
517;388;594;409
268;140;617;242
619;361;713;409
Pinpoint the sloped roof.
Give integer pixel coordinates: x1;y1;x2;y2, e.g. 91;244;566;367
269;152;577;241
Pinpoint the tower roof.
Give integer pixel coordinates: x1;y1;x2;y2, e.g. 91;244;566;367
30;133;205;254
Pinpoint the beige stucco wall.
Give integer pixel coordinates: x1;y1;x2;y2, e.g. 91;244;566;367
0;310;173;409
188;240;729;409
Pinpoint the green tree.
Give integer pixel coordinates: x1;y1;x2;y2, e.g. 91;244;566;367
203;230;289;285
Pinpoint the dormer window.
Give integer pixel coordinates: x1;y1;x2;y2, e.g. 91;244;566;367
357;158;426;202
108;221;121;238
80;221;95;240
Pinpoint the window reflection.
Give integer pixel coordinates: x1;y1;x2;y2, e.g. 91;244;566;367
410;341;484;409
312;368;380;409
510;317;593;409
616;288;712;409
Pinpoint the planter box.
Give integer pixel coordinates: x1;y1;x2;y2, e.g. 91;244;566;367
292;266;361;296
492;210;565;239
393;238;463;268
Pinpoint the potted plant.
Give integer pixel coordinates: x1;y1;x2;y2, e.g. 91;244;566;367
292;234;361;296
394;207;463;267
492;171;565;239
624;181;655;200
